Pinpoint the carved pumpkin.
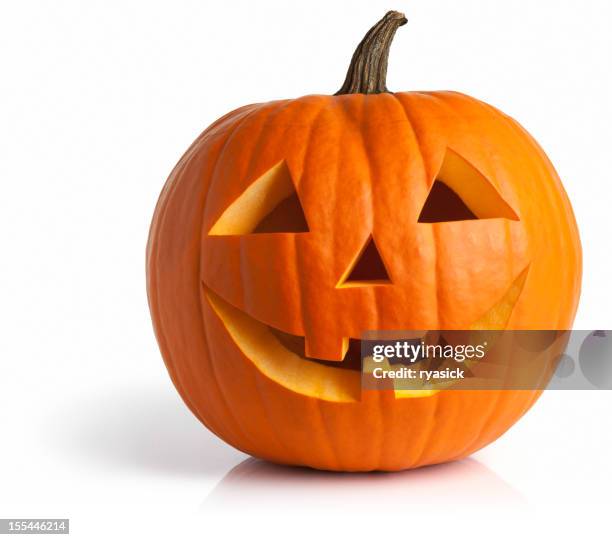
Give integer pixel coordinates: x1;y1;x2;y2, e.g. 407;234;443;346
147;12;581;471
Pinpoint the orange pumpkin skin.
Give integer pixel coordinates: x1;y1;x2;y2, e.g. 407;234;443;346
146;89;581;471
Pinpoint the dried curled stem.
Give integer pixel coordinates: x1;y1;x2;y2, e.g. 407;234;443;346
335;11;407;95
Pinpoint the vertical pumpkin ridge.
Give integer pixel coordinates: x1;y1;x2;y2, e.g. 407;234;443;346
150;137;227;433
394;93;442;327
296;98;339;352
288;98;347;468
410;393;442;467
251;363;300;463
375;390;387;470
317;400;344;470
455;390;511;461
197;109;275;451
418;395;461;467
148;155;193;388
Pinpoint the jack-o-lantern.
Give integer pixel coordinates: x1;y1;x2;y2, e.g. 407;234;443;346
147;12;581;471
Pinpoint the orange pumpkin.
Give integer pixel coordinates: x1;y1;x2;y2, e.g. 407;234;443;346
147;11;581;471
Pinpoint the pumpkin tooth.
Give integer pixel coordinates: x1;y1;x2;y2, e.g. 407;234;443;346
304;335;349;362
203;286;360;402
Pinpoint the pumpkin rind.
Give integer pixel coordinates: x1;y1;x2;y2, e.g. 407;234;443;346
147;90;581;471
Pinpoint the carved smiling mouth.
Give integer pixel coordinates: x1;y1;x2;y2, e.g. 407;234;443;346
202;266;529;402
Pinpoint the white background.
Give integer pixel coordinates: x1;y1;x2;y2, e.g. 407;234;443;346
1;0;611;538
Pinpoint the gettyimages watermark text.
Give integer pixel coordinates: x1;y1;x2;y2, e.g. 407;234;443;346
360;330;612;391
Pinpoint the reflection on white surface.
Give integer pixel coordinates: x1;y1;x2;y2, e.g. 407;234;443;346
203;456;525;513
51;385;528;516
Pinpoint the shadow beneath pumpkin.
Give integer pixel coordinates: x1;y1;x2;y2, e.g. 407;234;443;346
54;385;246;478
202;456;525;512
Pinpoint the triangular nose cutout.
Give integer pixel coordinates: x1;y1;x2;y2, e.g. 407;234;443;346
337;237;392;288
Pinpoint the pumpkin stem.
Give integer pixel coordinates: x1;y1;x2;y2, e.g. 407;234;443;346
335;10;407;95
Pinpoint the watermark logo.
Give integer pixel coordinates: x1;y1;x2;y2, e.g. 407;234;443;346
360;330;612;391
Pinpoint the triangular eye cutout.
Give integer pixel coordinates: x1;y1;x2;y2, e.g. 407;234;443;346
209;160;309;235
337;237;392;288
418;180;478;223
418;148;519;223
252;191;309;233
